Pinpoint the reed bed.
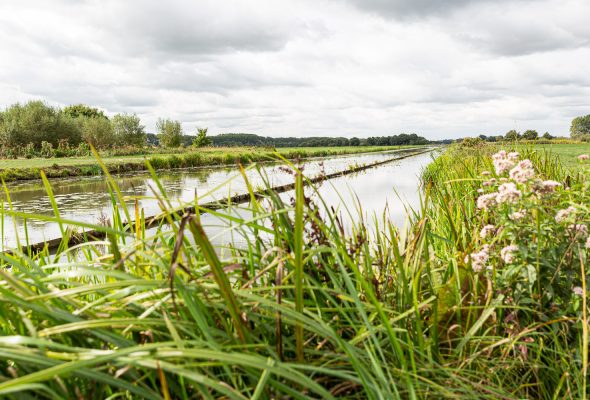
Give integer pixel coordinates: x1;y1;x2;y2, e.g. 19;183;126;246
0;145;588;399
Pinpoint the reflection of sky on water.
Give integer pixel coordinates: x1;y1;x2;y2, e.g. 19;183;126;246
170;152;434;252
1;149;433;248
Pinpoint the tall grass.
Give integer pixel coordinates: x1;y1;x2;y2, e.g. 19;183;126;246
0;145;587;398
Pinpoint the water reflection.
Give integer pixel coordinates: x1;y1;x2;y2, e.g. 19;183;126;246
2;149;432;248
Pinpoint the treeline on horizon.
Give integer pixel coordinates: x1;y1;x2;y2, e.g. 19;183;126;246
1;100;589;159
203;132;432;147
0;100;433;159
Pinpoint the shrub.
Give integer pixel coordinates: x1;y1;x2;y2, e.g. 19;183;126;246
39;141;55;158
112;113;146;147
0;100;82;147
469;150;589;321
79;116;115;149
192;127;212;147
156;118;183;148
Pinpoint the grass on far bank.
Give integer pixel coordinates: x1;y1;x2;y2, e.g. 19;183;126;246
0;145;418;182
521;142;590;170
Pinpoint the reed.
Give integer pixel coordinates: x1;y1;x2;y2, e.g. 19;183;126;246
0;145;587;398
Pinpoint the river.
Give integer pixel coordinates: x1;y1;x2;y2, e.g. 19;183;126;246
1;148;435;249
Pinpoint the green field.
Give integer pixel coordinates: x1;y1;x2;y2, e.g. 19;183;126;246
0;145;418;182
525;143;590;169
0;146;406;169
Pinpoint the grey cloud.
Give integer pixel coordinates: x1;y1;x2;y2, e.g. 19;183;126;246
341;0;529;18
101;0;296;59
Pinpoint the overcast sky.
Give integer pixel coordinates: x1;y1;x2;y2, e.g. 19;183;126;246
0;0;589;139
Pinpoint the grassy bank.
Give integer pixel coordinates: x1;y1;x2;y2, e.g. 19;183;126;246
0;145;414;182
0;145;588;398
526;143;590;169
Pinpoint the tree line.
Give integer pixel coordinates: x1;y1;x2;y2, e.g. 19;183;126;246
208;132;430;147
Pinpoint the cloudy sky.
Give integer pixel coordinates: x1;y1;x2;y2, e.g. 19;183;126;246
0;0;589;139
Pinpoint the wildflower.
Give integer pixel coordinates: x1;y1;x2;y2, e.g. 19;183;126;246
477;193;497;210
578;154;589;161
501;245;519;264
480;224;495;238
477;188;484;194
555;206;576;223
509;210;526;221
568;224;588;237
496;182;521;204
492;150;515;175
465;244;490;272
509;159;535;183
531;179;561;195
573;286;584;296
507;152;520;161
481;171;491;176
586;237;590;249
494;159;515;175
483;178;497;187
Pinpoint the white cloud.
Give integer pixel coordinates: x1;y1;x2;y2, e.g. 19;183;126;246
0;0;588;139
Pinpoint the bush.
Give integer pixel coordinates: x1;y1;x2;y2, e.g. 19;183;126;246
112;113;146;147
0;100;81;148
39;141;55;158
79;116;115;149
156;118;182;148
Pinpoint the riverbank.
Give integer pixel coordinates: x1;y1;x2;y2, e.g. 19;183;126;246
0;145;415;182
0;144;588;398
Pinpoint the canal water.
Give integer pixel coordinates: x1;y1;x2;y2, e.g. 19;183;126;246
1;149;435;249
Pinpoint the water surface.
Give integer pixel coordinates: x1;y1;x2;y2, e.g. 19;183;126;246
1;149;433;249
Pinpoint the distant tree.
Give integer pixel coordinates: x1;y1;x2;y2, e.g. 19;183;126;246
0;100;81;147
542;132;553;140
522;129;538;140
63;104;108;120
570;114;590;138
349;137;360;146
112;113;146;146
505;130;520;141
157;118;182;148
79;116;115;148
146;133;159;146
193;127;212;147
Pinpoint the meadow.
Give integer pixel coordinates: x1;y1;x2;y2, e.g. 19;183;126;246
0;143;588;398
508;142;590;169
0;145;412;182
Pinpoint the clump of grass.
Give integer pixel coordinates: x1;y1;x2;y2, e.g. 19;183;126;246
0;145;587;399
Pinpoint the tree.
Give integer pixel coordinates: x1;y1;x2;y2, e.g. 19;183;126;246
0;100;81;147
522;129;538;140
79;116;115;148
542;132;553;140
570;114;590;138
63;104;108;120
112;113;146;146
157;118;182;148
505;130;519;141
349;137;360;146
192;127;212;147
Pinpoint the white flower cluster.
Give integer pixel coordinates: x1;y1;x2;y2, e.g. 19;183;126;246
496;182;522;204
465;244;490;272
509;160;535;183
480;224;496;238
555;206;576;223
492;150;516;175
500;245;519;264
531;180;561;195
509;210;526;221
